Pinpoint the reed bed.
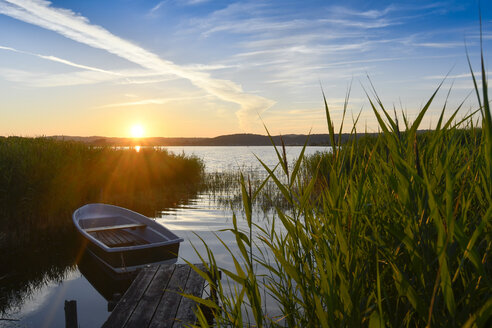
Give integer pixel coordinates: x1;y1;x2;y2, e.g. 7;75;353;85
202;170;291;216
0;139;204;248
187;52;491;326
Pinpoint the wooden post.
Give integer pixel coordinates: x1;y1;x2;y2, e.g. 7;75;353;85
64;300;78;328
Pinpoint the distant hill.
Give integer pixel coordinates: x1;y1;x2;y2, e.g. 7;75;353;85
49;133;359;146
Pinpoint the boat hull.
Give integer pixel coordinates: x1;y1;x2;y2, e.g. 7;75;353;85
83;235;180;273
73;203;183;274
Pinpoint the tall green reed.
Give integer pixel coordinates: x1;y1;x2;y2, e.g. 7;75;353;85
0;139;204;247
185;46;491;327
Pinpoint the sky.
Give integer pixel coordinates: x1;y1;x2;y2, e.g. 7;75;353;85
0;0;491;138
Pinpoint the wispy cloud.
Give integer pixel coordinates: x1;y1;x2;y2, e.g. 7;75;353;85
0;68;38;84
1;43;233;86
0;44;121;76
96;95;207;109
188;1;475;104
0;44;183;86
189;2;397;38
0;44;237;87
327;5;395;19
149;1;166;14
182;0;210;5
148;0;210;16
424;71;490;80
0;0;274;129
183;63;238;71
180;1;418;98
0;67;127;87
318;18;394;29
410;42;463;48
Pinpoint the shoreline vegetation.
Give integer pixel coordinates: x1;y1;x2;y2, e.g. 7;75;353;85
0;140;205;249
44;133;363;147
188;53;492;326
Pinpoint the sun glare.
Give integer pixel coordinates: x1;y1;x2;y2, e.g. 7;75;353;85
130;124;145;138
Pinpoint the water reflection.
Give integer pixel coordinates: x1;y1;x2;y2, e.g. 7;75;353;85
77;252;136;311
0;237;138;327
0;237;79;315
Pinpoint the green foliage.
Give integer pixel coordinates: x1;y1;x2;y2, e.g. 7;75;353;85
186;52;491;327
0;139;204;247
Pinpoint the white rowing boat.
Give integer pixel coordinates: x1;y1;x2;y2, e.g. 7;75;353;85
73;203;183;273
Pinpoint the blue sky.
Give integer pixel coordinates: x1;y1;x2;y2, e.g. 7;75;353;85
0;0;490;137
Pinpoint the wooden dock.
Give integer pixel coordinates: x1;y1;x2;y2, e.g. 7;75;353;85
103;263;207;328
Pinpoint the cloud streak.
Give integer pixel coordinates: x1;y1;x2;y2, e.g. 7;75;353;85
0;0;274;129
0;44;235;87
149;1;166;14
0;44;121;76
96;95;208;109
0;67;118;87
0;44;180;86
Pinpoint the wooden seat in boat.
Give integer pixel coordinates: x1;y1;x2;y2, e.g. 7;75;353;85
85;223;146;233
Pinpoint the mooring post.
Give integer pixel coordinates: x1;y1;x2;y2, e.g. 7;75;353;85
64;300;78;328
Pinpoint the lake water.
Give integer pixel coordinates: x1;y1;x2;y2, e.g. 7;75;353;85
0;146;329;327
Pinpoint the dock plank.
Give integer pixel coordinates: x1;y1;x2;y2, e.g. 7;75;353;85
103;266;159;328
173;264;207;327
148;264;191;328
124;265;175;328
104;263;210;328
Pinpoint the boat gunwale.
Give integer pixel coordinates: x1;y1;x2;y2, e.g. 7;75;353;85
73;203;184;253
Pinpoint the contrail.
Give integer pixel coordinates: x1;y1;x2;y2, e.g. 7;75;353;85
0;0;275;128
0;44;121;75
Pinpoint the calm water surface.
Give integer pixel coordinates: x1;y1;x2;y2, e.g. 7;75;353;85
0;146;328;327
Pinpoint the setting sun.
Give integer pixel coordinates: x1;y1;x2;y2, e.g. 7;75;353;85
130;124;145;138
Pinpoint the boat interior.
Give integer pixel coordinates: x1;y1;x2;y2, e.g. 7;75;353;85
79;215;176;248
90;228;149;248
